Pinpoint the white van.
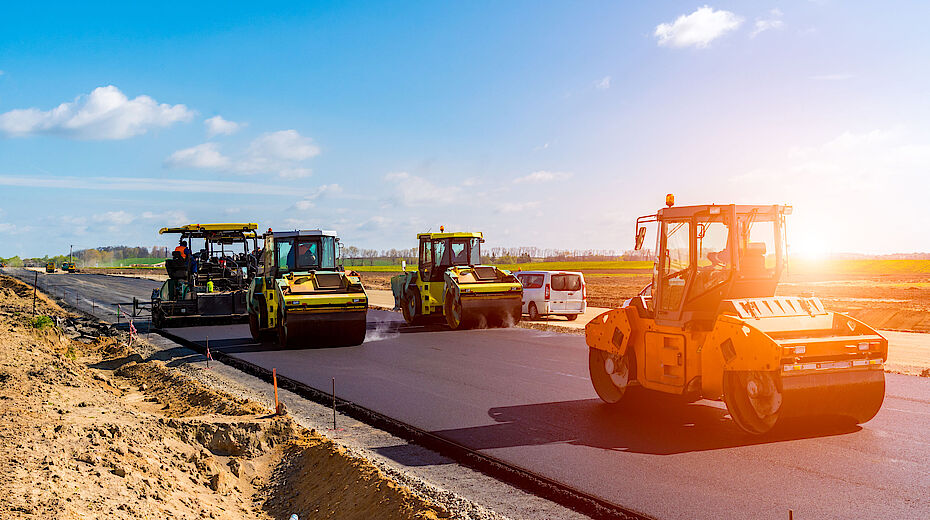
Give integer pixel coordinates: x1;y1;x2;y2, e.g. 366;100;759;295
515;271;586;321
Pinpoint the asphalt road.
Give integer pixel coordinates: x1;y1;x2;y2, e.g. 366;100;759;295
6;268;930;519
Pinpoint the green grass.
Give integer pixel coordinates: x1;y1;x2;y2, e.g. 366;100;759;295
30;315;55;329
113;257;163;267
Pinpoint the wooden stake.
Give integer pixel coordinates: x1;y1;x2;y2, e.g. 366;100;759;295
32;271;37;316
273;368;280;413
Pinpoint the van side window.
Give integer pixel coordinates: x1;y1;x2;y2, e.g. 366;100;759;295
520;274;544;289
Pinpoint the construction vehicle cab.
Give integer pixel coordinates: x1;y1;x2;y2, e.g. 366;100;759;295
586;197;887;434
392;230;522;329
247;229;367;347
61;261;77;273
45;262;56;273
151;223;260;328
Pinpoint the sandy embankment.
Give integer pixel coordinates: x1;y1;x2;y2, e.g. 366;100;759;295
0;275;450;520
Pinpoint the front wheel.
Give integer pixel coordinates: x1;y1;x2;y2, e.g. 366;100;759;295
723;371;782;435
445;292;468;330
565;314;578;321
589;347;633;404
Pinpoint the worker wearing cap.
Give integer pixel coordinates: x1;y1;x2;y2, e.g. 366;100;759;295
174;240;190;259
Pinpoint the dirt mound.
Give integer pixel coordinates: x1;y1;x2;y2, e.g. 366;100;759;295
115;359;265;417
166;416;296;458
264;433;451;520
0;273;453;520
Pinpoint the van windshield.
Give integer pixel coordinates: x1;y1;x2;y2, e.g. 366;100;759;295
551;274;582;291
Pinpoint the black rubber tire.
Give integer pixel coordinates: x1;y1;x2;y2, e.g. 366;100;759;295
249;312;261;341
589;347;633;404
445;292;468;330
723;371;780;435
151;309;164;329
565;314;578;321
401;289;423;325
528;302;541;321
277;316;288;348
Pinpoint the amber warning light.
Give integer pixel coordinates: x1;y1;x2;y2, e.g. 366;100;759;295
665;194;675;207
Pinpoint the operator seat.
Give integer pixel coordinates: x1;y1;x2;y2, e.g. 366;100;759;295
741;242;767;276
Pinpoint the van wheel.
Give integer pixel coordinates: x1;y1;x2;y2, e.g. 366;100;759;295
565;314;578;321
528;302;541;321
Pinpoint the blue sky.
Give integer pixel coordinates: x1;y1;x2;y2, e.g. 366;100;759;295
1;1;929;258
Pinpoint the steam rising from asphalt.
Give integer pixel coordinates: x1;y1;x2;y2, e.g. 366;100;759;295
363;320;400;343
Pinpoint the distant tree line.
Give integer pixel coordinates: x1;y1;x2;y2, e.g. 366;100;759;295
9;245;172;268
337;245;656;266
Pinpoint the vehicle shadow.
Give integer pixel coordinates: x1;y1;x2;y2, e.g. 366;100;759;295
378;393;861;463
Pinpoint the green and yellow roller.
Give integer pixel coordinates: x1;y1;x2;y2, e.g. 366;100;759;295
248;229;368;347
391;229;522;330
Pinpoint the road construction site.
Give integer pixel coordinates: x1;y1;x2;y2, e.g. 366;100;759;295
5;266;930;520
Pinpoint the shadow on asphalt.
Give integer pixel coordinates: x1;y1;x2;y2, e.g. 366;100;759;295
377;393;862;462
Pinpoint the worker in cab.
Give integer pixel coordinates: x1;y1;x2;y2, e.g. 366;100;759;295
174;240;191;259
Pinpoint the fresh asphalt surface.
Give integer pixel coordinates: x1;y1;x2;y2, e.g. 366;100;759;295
7;268;930;519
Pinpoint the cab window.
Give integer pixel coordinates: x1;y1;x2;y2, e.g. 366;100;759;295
276;239;294;272
660;220;691;311
320;236;336;269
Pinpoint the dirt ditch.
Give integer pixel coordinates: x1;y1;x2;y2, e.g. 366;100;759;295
0;274;451;520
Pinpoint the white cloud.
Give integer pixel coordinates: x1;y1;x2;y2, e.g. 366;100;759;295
497;201;540;213
595;76;611;90
140;210;189;226
655;6;743;48
0;85;193;139
92;210;135;226
384;172;460;206
295;184;342;210
205;115;243;137
165;129;320;178
512;170;573;184
164;143;232;170
278;167;314;179
247;130;320;162
751;9;784;37
0;174;296;195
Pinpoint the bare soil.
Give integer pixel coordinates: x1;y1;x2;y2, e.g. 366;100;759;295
0;275;450;520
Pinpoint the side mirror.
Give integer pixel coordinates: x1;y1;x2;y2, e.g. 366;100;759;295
635;226;647;250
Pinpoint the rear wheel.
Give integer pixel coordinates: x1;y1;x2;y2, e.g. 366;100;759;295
589;347;633;404
249;312;261;341
151;308;165;329
401;289;422;325
528;302;541;321
565;314;578;321
445;292;468;330
277;315;289;348
724;371;782;435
